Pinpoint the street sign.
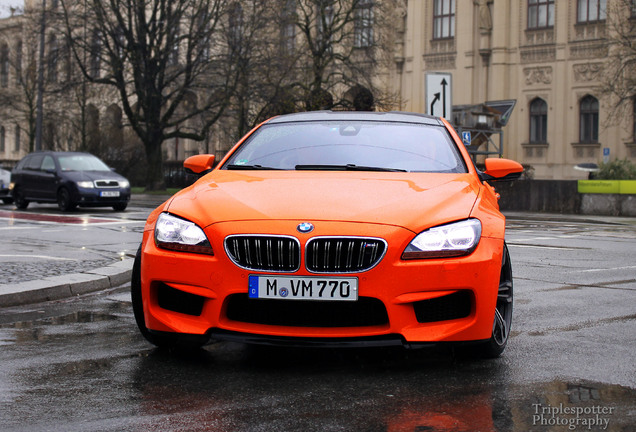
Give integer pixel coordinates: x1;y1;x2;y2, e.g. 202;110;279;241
426;73;452;121
462;131;471;146
603;147;610;163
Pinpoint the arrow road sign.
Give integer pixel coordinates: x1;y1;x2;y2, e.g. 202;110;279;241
426;73;452;121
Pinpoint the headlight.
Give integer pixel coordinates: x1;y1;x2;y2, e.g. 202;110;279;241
155;213;213;255
402;219;481;259
76;181;94;189
119;180;130;188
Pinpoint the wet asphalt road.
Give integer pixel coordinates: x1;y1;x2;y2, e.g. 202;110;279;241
0;201;635;431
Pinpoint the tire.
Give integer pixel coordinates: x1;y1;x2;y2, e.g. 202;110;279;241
131;245;208;350
13;187;29;210
57;188;77;211
469;243;514;359
112;202;128;211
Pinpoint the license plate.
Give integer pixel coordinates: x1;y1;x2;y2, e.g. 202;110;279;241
248;275;358;301
100;191;120;197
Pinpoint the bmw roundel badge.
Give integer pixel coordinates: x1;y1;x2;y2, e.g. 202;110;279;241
297;222;314;233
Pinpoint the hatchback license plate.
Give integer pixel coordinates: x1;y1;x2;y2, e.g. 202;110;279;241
100;191;120;197
249;275;358;301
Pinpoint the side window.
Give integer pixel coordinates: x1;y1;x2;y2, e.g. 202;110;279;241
41;156;56;171
25;155;44;170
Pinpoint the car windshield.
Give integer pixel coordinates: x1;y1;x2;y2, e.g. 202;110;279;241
223;121;467;173
58;155;111;172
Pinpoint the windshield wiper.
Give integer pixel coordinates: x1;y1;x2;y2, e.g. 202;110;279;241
295;164;407;172
226;164;283;170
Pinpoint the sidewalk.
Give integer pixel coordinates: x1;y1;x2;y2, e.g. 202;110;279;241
0;193;172;308
1;198;635;307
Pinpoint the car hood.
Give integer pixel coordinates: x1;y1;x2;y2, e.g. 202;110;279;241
62;170;128;183
167;171;481;233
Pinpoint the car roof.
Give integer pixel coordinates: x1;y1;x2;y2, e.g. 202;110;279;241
24;151;94;158
266;111;444;126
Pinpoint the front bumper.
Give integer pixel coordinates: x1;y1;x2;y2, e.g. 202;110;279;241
74;186;131;207
140;220;504;345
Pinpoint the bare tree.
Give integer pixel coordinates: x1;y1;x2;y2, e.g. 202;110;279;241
226;0;399;138
222;1;303;139
60;0;238;190
599;0;636;127
0;8;79;154
292;0;396;111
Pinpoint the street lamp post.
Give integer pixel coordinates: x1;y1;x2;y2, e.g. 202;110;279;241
35;0;47;152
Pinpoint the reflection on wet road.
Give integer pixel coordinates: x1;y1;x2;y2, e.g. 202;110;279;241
0;288;634;431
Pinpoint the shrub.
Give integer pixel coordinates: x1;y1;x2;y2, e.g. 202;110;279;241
595;158;636;180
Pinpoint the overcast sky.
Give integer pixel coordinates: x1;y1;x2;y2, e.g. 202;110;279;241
0;0;23;19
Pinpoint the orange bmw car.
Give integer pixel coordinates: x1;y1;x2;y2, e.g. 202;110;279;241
132;111;522;357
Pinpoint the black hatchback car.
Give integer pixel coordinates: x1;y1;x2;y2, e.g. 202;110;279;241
10;151;131;211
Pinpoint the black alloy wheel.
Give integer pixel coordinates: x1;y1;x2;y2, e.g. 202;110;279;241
470;242;513;359
57;188;77;212
13;187;29;210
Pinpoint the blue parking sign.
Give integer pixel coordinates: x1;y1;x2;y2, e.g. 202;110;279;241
462;131;471;146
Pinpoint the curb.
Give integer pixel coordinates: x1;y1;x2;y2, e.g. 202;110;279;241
0;259;134;308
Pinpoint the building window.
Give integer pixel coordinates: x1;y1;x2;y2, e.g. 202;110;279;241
354;0;374;48
528;0;554;29
169;26;180;66
0;127;5;153
579;95;599;143
90;30;101;78
14;125;20;152
229;2;244;50
577;0;606;23
196;11;212;61
529;98;548;143
15;39;22;85
433;0;455;40
280;0;296;54
317;0;335;48
633;98;636;142
47;34;58;83
63;36;72;82
0;43;9;87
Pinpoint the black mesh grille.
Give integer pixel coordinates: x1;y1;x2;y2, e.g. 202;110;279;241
95;180;120;188
306;237;386;273
412;291;472;323
225;235;300;272
225;294;389;327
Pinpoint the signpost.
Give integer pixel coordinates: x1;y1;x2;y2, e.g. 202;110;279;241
426;73;452;121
